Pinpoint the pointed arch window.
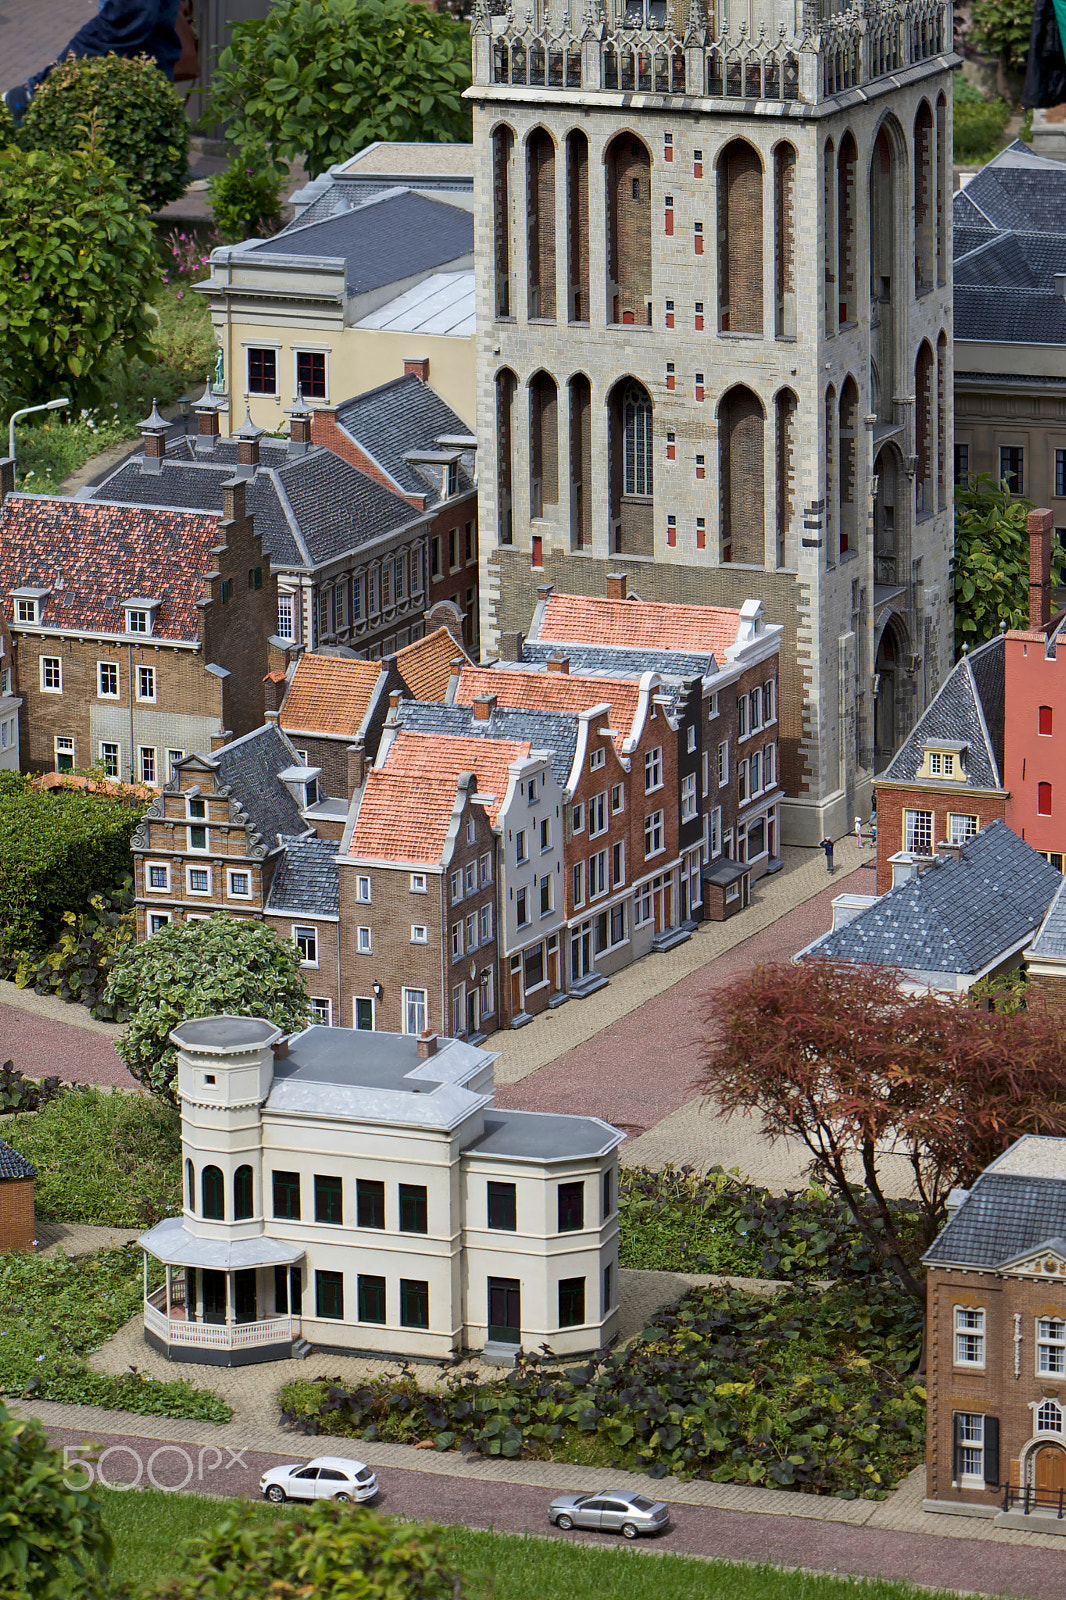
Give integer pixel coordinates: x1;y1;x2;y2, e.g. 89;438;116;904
623;383;653;498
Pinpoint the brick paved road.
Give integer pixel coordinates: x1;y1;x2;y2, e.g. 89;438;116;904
0;1001;134;1088
41;1424;1066;1599
0;0;95;93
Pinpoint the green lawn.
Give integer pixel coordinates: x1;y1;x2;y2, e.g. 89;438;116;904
101;1491;962;1600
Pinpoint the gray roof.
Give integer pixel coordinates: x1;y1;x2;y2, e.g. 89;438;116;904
953;149;1066;346
252;189;474;296
955;151;1066;235
880;635;1003;789
924;1172;1066;1270
395;700;580;788
139;1216;303;1269
208;724;309;852
86;439;425;574
464;1108;624;1162
955;286;1066;345
521;639;719;682
802;820;1062;980
1029;874;1066;959
266;837;339;916
333;374;475;505
0;1141;36;1180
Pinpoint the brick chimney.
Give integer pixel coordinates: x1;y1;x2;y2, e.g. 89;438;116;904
416;1029;438;1058
287;403;313;457
404;357;430;382
536;583;554;603
194;388;220;454
446;656;465;702
347;741;366;795
232;412;264;478
1029;507;1054;632
0;458;14;506
139;399;168;473
221;477;246;524
606;571;628;600
547;654;570;674
472;693;497;721
262;670;287;714
499;630;525;662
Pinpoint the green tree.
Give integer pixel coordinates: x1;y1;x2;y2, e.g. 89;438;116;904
207;143;284;242
208;0;472;179
105;914;309;1101
151;1502;457;1600
969;0;1033;75
20;53;190;214
0;1401;112;1599
0;142;160;410
953;474;1064;656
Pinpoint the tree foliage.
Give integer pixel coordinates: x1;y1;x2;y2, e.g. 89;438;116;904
953;474;1064;656
0;141;160;409
207;144;284;242
20;53;190;214
697;960;1066;1300
968;0;1033;74
105;914;309;1101
208;0;473;179
0;1401;112;1599
150;1502;457;1600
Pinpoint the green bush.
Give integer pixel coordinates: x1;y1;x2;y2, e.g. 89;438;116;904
0;1247;229;1424
0;1061;62;1115
969;0;1032;73
953;90;1011;164
4;879;135;1019
209;0;472;178
105;914;310;1102
20;53;190;214
0;1400;113;1599
0;142;161;410
207;146;284;241
149;1502;457;1600
954;473;1063;653
5;1088;181;1227
279;1276;924;1498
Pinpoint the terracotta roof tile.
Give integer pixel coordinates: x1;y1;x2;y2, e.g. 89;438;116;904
0;495;224;641
395;626;470;701
539;594;741;659
455;666;642;742
381;731;531;826
279;655;382;739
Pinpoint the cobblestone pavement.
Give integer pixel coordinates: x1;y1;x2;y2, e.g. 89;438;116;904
0;989;133;1088
36;1221;141;1258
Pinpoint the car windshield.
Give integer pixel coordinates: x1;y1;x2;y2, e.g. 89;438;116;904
629;1496;655;1511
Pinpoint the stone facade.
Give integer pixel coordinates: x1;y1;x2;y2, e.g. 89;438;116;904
469;0;955;843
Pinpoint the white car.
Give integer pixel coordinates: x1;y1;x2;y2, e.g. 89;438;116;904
259;1455;378;1504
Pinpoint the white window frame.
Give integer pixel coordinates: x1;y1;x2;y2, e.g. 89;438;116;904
571;803;584;834
953;1306;986;1368
246;343;280;396
644;810;665;858
357;925;372;953
516;829;528;864
411;924;428;944
516;886;530;927
750;688;762;732
588;849;607;900
97;661;120;699
186;863;212;897
738;695;748;739
572;861;584;908
588;792;607;839
956;1412;984;1485
480;852;493;886
480;901;493;942
645;746;663;793
293;925;318;967
904;808;933;854
465;910;479;951
403;987;427;1036
1038;1317;1066;1376
687;724;697;754
589;746;606;771
277;594;295;642
717;741;729;787
167;749;184;783
681;771;697;822
148;912;170;936
54;734;74;769
410;872;427;894
611;783;624;814
711;805;722;858
98;741;121;779
40;656;62;693
451;868;463;903
764;742;776;788
124;608;151;636
763;680;776;725
139;746;158;787
948;813;978;844
146;861;171;893
355;875;371;903
310;997;333;1026
15;598;38;625
136;665;156;703
738;759;749;805
634;881;652;926
227;869;252;899
293;347;329;403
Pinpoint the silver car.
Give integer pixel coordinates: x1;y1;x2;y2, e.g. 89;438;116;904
548;1490;671;1538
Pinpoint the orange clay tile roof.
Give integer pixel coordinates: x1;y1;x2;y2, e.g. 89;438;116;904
539;593;742;659
455;666;642;741
349;730;530;862
279;654;382;739
395;626;470;702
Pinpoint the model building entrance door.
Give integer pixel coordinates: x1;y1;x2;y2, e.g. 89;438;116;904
488;1277;520;1344
1035;1446;1066;1500
202;1269;226;1325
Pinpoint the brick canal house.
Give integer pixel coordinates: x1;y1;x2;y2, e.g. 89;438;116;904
0;464;275;782
470;0;954;846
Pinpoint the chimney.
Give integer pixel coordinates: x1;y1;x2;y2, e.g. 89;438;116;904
472;693;497;721
287;403;312;457
139;399;168;473
547;654;570;674
389;689;403;710
1029;507;1054;632
499;630;525;662
262;669;287;714
347;741;366;795
404;357;430;383
221;476;246;524
936;838;962;863
606;571;628;601
536;583;554;604
210;729;233;752
194;387;220;454
446;656;465;702
232;411;264;478
0;458;14;506
416;1029;438;1058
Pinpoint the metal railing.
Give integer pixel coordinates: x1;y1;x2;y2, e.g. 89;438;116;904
1002;1482;1066;1518
144;1298;299;1349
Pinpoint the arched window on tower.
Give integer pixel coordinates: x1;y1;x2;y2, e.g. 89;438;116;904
496;368;516;544
914;101;935;295
825;384;838;560
527;128;556;319
937;330;948;511
186;1158;195;1212
775;388;798;569
566;130;590;322
529;372;559;519
870;125;898;421
202;1165;224;1221
608;378;653;555
915;341;935;518
605;135;651;325
839;377;859;554
717;140;763;335
492;127;515;319
837;132;857;326
774;142;796;338
936;93;948;286
719;385;765;563
569;374;592;550
823;138;836;337
234;1165;253;1221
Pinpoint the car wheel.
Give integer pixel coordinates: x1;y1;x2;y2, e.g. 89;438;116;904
621;1523;638;1540
266;1485;286;1503
556;1514;573;1531
334;1492;353;1503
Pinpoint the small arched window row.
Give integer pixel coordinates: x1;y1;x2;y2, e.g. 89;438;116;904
234;1164;254;1221
202;1164;225;1221
707;47;799;101
492;37;583;89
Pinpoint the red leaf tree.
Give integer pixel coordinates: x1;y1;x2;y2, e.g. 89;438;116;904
698;960;1066;1300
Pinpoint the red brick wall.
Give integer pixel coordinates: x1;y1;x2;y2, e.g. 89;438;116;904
717;140;763;335
719;386;765;564
0;1177;35;1251
428;496;479;649
606;135;651;324
566;130;590;322
874;783;1008;893
527;128;556;320
1004;629;1066;858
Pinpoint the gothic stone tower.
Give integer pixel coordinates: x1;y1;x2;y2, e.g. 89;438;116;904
470;0;954;843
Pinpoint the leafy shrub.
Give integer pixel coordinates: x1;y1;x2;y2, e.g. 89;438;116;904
209;0;472;178
0;1061;61;1115
955;474;1061;652
149;1501;457;1600
0;1400;113;1599
5;880;135;1019
953;80;1011;164
20;53;190;213
0;1246;230;1424
5;1088;181;1227
279;1276;924;1499
105;915;310;1102
0;140;161;413
208;147;284;241
969;0;1032;74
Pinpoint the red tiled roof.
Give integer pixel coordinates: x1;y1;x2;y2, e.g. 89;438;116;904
455;666;642;742
395;626;470;701
279;655;382;739
0;496;227;641
539;593;741;658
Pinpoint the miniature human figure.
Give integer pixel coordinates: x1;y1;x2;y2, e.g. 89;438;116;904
820;836;835;874
3;2;182;122
855;815;863;850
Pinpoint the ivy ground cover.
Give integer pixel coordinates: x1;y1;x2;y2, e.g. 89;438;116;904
279;1275;925;1499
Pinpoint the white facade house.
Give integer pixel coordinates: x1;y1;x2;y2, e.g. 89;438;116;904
138;1015;623;1365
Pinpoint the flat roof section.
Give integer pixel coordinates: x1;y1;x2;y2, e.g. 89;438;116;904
465;1109;625;1163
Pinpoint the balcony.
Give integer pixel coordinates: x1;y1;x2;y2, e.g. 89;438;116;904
144;1284;300;1362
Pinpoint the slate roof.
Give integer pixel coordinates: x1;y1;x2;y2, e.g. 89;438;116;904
378;729;532;826
953;149;1066;346
535;593;742;659
207;724;309;852
279;655;383;740
801;820;1061;980
394;700;580;789
251;189;474;297
395;626;469;700
265;836;340;916
0;496;222;641
333;374;476;504
86;440;427;573
879;635;1004;789
0;1141;36;1181
924;1170;1066;1269
456;664;642;742
521;639;719;682
1028;874;1066;960
955;286;1066;345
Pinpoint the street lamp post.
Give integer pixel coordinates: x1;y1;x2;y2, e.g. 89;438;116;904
7;398;70;471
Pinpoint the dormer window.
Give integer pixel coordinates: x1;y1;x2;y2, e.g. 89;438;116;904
929;751;952;777
447;462;459;497
11;587;49;625
919;741;967;783
16;599;37;624
305;777;319;808
126;610;149;634
123;598;159;636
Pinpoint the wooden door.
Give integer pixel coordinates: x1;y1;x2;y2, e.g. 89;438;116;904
1035;1447;1066;1499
